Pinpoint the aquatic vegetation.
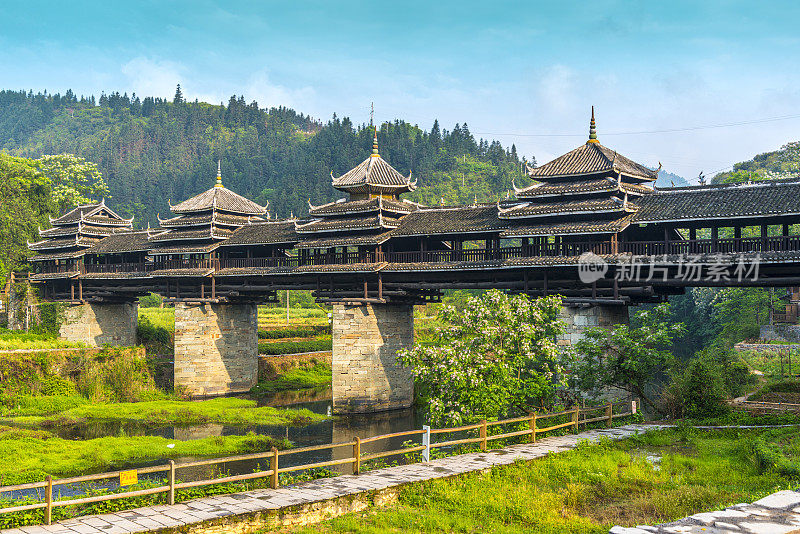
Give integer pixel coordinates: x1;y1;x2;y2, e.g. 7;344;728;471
3;397;327;427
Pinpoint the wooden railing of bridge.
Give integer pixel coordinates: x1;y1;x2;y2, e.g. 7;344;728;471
34;235;800;277
0;402;635;525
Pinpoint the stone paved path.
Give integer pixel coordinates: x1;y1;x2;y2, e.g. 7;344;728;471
611;490;800;533
2;424;663;534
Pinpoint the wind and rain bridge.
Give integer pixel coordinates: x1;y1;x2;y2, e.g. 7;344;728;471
25;110;800;412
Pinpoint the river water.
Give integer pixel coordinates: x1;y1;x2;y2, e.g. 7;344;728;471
2;388;426;500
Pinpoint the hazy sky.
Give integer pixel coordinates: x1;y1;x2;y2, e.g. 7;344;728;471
2;0;800;180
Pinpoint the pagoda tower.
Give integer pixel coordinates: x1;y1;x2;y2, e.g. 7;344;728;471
297;128;421;258
500;107;657;254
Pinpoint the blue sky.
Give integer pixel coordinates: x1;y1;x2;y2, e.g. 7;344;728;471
2;0;800;180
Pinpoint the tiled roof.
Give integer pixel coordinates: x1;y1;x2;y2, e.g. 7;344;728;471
528;142;657;181
501;215;633;237
296;231;393;249
39;225;80;238
28;236;95;251
296;215;401;234
148;227;234;242
392;205;509;236
221;221;299;246
158;212;264;228
309;197;419;217
515;178;653;199
87;231;152;254
148;243;220;255
332;155;415;194
30;250;87;261
498;198;634;219
169;186;267;215
633;179;800;223
50;201;131;225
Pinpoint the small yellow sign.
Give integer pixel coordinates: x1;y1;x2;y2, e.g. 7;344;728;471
119;470;138;486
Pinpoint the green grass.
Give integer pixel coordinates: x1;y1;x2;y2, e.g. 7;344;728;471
2;397;327;427
251;363;331;395
258;325;331;339
137;307;175;331
290;428;796;534
258;337;332;355
0;425;289;484
0;329;85;351
739;349;798;382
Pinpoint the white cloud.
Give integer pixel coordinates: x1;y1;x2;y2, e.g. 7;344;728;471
243;70;314;110
121;57;184;99
537;64;577;113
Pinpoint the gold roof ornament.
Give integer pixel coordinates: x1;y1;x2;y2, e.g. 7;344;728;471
370;128;380;158
215;160;223;188
587;106;599;144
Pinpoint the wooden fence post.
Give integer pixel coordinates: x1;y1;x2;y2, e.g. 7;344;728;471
480;420;488;451
606;403;613;428
270;448;279;489
167;460;175;505
45;474;52;525
353;437;361;475
529;413;537;443
573;407;579;434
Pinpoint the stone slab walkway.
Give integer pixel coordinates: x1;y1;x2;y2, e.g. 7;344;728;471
611;490;800;533
2;423;663;534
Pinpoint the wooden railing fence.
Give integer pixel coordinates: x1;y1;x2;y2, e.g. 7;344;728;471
0;401;636;525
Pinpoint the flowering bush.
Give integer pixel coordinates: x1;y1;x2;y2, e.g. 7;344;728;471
570;303;684;414
397;290;566;426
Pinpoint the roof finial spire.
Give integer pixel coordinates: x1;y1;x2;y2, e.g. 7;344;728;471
588;106;599;143
371;126;379;157
215;160;223;187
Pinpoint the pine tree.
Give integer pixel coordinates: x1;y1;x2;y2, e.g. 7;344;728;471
174;84;184;104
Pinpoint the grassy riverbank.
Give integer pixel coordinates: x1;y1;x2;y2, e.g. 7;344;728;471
3;396;325;427
251;363;331;395
0;425;289;485
289;428;796;534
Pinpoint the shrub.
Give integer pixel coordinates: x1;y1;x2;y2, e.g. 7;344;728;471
138;293;163;308
680;358;728;419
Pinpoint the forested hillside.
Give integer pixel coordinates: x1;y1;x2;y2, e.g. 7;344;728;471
0;88;528;226
713;141;800;184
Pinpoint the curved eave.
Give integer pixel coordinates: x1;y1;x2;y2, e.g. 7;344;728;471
498;206;636;220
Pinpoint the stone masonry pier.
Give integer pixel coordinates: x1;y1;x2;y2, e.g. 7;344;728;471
59;302;138;347
173;303;258;397
332;303;414;414
558;304;629;347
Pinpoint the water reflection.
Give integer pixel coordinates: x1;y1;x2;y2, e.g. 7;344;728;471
3;389;425;500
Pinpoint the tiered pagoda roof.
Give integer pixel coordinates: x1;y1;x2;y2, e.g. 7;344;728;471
29;200;133;261
500;108;655;237
149;162;268;254
297;130;421;249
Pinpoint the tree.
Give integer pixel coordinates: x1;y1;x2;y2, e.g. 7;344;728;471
0;154;54;280
397;290;566;426
570;303;685;414
34;154;110;213
173;84;184;104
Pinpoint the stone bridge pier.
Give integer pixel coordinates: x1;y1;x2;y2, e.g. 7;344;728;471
59;302;138;347
558;304;629;347
173;303;258;397
332;303;415;414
